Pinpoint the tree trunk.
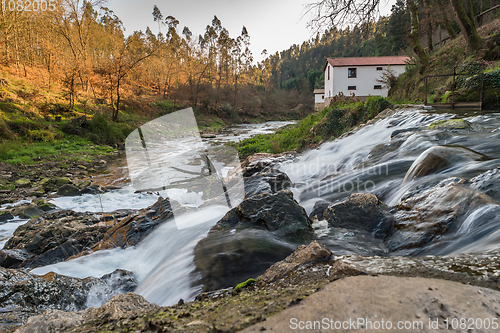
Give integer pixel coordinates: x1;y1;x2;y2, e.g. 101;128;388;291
408;0;429;74
436;0;457;39
113;77;121;121
449;0;483;50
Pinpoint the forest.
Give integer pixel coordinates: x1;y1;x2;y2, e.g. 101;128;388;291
1;0;500;128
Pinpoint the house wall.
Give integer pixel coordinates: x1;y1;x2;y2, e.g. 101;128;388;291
324;65;406;98
325;64;334;98
314;93;325;104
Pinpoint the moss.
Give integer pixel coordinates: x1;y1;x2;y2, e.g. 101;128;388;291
235;278;256;292
427;119;470;130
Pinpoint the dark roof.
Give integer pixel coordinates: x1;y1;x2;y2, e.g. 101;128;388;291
323;56;410;71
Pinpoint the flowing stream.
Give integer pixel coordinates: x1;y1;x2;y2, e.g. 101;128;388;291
7;110;500;306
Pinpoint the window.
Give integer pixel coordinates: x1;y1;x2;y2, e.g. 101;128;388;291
328;67;330;80
376;67;383;71
348;86;357;90
348;68;357;78
374;85;382;89
322;95;324;99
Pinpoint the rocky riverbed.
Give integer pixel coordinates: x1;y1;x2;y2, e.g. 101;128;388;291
2;110;500;332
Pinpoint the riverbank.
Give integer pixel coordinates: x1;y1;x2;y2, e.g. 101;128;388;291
2;105;500;332
10;241;500;333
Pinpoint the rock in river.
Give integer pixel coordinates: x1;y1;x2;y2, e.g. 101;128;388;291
402;145;490;184
387;179;495;253
324;193;395;239
2;197;173;269
194;190;313;291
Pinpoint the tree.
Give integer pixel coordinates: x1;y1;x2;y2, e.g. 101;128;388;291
305;0;482;63
449;0;483;50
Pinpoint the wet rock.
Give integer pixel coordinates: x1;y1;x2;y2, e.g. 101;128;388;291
38;202;58;212
242;152;296;177
402;145;490;184
308;199;331;220
244;171;292;198
0;211;14;222
83;197;174;253
11;206;44;219
26;187;45;197
0;249;32;268
390;127;419;139
194;190;313;291
209;190;312;242
367;139;405;160
389;180;494;252
427;118;484;132
2;211;119;268
80;186;99;195
470;168;500;202
324;193;395;238
57;184;81;196
258;241;332;284
14;178;31;188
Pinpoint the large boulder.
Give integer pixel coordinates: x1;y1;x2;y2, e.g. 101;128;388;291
387;179;495;252
402;145;490;184
324;193;395;239
194;190;313;291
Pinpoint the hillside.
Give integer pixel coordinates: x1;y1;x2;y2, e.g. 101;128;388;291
392;18;500;108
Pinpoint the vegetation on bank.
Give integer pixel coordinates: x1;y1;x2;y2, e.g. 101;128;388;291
392;18;500;108
234;96;392;159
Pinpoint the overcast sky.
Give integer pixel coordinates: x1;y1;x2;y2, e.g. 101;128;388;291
107;0;395;62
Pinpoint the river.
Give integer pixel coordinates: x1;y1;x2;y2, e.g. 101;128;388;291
6;108;500;307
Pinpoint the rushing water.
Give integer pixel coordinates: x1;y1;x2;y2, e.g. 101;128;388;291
16;111;500;306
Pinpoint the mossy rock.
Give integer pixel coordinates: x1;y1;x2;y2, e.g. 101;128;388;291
39;178;51;187
0;211;14;222
76;179;91;189
427;119;483;132
14;178;31;188
57;184;80;196
54;177;72;186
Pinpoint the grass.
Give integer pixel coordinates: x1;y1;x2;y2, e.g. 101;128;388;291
234;96;392;159
0;138;115;165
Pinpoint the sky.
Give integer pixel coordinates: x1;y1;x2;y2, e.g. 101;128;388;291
107;0;395;62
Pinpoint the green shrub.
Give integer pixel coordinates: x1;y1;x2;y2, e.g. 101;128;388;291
365;96;391;119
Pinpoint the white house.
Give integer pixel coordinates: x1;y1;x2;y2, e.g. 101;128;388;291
321;56;409;106
313;89;325;110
